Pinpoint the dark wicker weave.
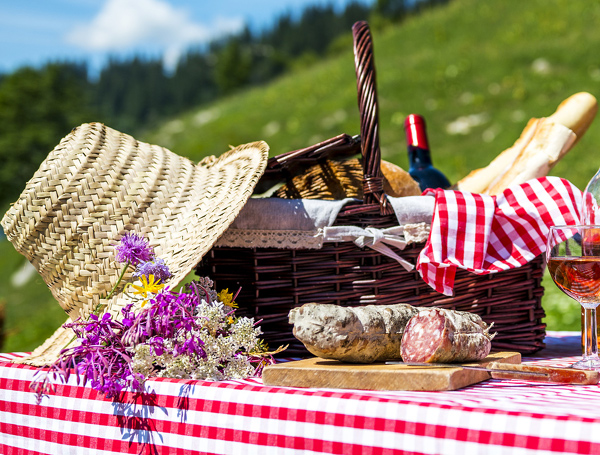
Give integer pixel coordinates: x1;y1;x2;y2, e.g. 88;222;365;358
196;21;546;356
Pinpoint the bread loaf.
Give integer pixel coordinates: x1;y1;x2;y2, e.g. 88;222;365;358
457;118;540;194
457;92;597;194
547;92;598;142
485;119;575;194
380;160;422;197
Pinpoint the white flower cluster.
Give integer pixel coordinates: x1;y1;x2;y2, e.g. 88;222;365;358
130;298;263;381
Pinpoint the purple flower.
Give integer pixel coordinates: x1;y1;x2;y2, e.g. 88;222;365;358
114;233;154;266
147;337;165;356
133;258;171;283
30;276;273;403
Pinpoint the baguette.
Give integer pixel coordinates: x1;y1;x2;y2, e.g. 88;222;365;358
547;91;598;142
457;92;597;194
485;119;575;194
457;118;540;194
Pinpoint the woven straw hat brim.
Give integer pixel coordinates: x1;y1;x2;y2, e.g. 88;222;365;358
1;122;269;365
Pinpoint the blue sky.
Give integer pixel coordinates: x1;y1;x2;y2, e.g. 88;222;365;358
0;0;373;76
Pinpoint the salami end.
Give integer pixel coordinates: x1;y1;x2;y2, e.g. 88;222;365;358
401;308;494;364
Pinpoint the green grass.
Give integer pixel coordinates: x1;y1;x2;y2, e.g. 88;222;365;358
2;0;598;351
542;271;580;332
0;241;67;352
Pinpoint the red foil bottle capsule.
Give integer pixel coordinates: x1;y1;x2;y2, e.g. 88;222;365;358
404;114;451;191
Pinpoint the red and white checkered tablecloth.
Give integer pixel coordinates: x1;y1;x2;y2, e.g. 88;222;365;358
1;332;598;455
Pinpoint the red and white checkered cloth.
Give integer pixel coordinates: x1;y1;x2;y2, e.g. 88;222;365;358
1;333;599;455
416;177;583;295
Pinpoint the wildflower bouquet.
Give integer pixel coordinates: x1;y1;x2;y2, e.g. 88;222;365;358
32;233;283;401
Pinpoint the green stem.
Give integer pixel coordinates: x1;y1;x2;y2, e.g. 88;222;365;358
106;260;131;301
63;261;133;351
91;260;131;317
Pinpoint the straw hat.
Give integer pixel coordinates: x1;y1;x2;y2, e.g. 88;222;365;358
1;122;269;365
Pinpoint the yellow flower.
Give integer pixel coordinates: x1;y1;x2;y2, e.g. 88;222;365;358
130;274;164;299
217;288;238;308
249;341;288;357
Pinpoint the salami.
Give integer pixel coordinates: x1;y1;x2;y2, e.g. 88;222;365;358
289;303;419;363
400;308;495;363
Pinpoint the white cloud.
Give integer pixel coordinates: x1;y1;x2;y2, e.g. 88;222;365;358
65;0;243;70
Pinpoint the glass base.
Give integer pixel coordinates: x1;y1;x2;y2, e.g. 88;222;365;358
571;356;600;370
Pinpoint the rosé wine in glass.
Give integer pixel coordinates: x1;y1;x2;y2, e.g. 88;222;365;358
547;225;600;369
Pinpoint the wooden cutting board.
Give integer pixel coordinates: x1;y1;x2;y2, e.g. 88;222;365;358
263;351;521;391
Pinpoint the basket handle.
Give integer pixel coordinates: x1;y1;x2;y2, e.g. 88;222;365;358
352;21;393;215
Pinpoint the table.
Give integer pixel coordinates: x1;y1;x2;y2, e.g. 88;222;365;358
1;332;598;455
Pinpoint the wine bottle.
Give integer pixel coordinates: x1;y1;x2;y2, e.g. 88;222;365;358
404;114;451;191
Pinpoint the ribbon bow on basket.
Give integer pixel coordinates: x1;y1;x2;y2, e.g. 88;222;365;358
322;225;414;271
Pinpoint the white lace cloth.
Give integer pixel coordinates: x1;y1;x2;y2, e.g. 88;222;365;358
216;196;434;265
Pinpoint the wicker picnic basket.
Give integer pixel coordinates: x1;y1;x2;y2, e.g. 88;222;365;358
196;22;546;356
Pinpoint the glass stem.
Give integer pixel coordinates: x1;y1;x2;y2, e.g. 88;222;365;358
584;307;599;360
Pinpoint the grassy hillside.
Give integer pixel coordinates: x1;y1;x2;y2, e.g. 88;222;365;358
2;0;597;352
0;241;67;353
144;0;600;191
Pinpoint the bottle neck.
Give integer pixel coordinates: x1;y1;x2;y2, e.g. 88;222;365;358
405;118;429;150
404;114;433;169
408;146;433;169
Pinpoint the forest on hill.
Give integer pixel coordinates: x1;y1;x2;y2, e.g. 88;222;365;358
0;0;446;215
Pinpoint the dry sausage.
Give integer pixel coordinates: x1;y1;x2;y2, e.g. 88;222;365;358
289;303;419;363
401;308;494;363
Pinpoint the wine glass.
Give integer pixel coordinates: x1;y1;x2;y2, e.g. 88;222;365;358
582;167;600;224
546;225;600;369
